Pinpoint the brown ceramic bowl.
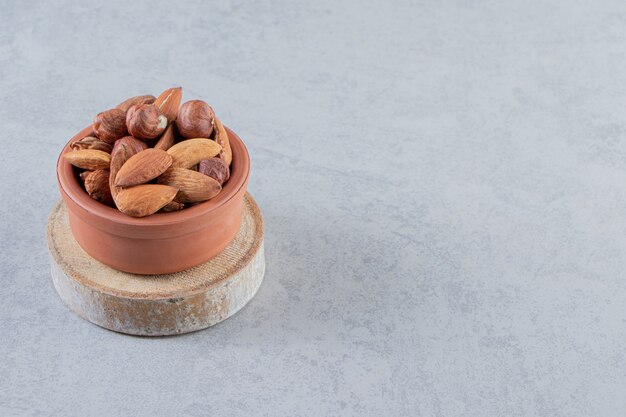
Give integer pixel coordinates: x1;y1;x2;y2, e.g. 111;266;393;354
57;125;250;275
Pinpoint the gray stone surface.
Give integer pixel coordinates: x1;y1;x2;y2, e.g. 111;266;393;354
1;0;625;415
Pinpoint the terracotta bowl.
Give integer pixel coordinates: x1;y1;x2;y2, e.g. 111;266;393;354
57;125;250;275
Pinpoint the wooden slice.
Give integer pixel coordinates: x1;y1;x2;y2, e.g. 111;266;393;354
46;193;265;336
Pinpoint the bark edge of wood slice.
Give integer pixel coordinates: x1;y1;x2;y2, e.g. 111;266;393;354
46;192;265;336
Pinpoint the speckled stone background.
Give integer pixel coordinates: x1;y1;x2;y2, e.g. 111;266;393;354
1;0;626;416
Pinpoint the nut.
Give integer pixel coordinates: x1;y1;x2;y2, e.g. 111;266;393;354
199;157;230;185
213;117;232;166
153;123;177;151
63;149;111;170
64;86;233;217
177;100;215;138
83;170;114;206
114;148;173;187
116;94;156;112
109;136;148;201
167;138;221;168
109;136;148;175
154;87;182;121
114;184;178;217
157;168;222;203
126;104;168;140
93;109;128;144
160;201;185;212
70;136;113;153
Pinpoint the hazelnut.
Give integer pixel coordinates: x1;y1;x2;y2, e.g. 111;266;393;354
116;94;156;112
70;136;113;153
126;104;167;140
93;109;128;144
177;100;215;138
199;157;230;185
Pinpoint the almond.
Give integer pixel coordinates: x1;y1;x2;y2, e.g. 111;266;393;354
159;201;185;212
63;149;111;170
213;117;232;166
116;94;156;112
70;136;113;153
158;168;221;203
154;123;177;151
109;136;148;202
114;149;172;187
167;138;222;168
115;184;178;217
84;170;114;206
154;87;182;121
110;137;147;172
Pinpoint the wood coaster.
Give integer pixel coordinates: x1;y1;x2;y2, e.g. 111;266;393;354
46;193;265;336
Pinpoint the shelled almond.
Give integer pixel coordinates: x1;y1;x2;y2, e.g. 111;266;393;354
157;168;222;203
63;149;111;170
62;86;233;217
167;139;222;168
114;149;172;187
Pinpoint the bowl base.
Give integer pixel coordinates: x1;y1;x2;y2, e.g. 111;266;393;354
46;193;265;336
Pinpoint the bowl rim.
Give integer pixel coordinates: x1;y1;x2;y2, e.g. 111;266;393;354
57;124;250;227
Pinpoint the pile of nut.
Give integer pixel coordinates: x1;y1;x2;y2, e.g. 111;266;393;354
63;87;233;217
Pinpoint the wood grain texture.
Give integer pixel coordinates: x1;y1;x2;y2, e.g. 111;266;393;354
46;193;265;336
